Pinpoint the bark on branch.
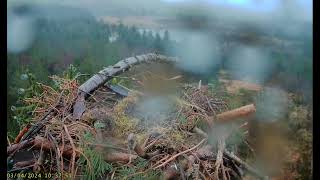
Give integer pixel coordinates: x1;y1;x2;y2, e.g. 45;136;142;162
73;53;178;120
8;136;137;163
215;104;256;123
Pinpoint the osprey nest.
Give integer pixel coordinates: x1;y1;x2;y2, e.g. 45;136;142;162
7;53;267;180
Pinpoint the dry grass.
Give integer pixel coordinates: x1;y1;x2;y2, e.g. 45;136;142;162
9;72;256;180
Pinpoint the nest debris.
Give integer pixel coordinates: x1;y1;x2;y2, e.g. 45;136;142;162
7;73;265;180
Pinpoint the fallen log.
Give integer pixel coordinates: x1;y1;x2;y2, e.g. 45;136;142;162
73;53;178;119
215;104;256;123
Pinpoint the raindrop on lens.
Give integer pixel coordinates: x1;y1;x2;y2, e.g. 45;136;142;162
17;88;25;95
11;106;16;111
20;74;28;80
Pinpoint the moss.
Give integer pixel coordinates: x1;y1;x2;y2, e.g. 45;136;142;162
169;130;185;143
112;95;140;136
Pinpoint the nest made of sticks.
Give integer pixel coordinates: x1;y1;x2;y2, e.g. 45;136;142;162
7;54;266;180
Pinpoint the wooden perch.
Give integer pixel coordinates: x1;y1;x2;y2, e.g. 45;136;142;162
73;53;178;119
215;104;256;123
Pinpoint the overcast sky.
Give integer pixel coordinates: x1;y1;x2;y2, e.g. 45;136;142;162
7;0;312;23
162;0;312;14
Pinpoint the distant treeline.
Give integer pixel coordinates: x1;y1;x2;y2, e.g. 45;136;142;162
7;12;175;135
7;4;312;136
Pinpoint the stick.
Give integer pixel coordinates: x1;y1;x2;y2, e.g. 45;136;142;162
154;138;207;169
223;150;268;180
14;125;30;143
127;133;145;158
14;160;36;168
214;104;256;123
193;127;208;138
7;136;12;146
63;125;76;179
163;145;214;179
103;152;138;163
48;133;62;176
7;139;34;155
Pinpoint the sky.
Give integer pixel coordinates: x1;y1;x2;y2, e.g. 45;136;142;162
162;0;312;13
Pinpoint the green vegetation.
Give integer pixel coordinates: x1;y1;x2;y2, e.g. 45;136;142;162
78;132;113;180
7;4;312;179
7;11;175;138
116;158;161;180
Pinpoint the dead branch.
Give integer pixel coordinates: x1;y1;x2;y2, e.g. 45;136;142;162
224;150;268;180
9;135;139;166
48;133;62;174
73;53;178;119
7;139;34;155
14;160;36;168
104;151;138;163
63;125;76;179
163;145;214;179
14;125;31;143
127;133;147;158
193;127;208;138
22;90;66;141
154;138;207;169
214;139;227;180
215;104;256;123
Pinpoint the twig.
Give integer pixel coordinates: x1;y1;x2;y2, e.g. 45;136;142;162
8;164;35;173
214;139;226;180
48;133;62;178
14;125;30;143
14;160;36;168
63;125;76;179
192;163;200;180
151;155;171;168
75;149;93;174
193;127;208;138
198;80;202;90
144;135;164;151
88;143;128;152
179;162;186;180
7;138;34;155
223;150;268;180
22;92;64;141
7;136;11;146
154;138;207;169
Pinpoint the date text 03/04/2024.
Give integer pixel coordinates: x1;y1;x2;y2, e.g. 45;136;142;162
7;172;71;179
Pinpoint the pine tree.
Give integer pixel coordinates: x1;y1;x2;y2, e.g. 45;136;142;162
164;30;170;42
